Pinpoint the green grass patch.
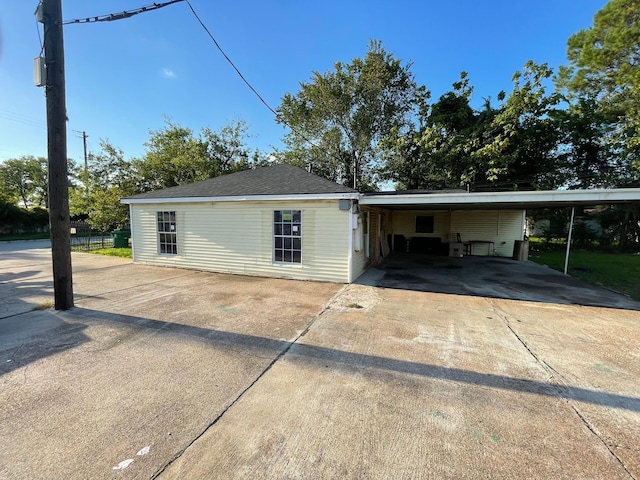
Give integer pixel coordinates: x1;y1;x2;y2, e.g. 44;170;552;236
529;251;640;301
88;247;132;258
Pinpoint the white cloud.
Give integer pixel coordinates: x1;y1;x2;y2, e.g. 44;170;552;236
163;68;176;78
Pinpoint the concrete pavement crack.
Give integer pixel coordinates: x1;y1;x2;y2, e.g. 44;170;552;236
488;299;635;480
149;285;348;479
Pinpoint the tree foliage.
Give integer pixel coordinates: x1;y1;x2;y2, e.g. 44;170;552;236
135;118;263;191
277;40;427;190
556;0;640;180
66;119;266;231
0;156;49;208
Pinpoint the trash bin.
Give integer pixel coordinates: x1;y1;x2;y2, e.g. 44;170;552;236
111;229;131;248
512;239;529;261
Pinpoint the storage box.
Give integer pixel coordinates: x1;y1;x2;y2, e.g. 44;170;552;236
449;242;464;257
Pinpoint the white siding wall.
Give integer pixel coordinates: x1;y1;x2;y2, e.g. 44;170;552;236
391;210;451;241
130;200;350;283
350;207;376;282
451;210;524;257
389;209;524;257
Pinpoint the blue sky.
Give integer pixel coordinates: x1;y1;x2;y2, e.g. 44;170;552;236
1;0;607;164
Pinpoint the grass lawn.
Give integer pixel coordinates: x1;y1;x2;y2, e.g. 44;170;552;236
529;251;640;301
88;248;132;259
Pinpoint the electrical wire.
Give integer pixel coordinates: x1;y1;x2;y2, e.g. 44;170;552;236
62;0;184;25
184;1;278;119
183;0;331;161
35;16;44;56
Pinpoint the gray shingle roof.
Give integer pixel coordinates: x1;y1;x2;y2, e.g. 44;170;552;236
123;164;357;200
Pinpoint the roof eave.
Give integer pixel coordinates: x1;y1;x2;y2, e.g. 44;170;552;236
121;192;360;204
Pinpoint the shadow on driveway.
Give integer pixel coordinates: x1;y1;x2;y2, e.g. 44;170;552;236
60;307;640;413
363;253;640;311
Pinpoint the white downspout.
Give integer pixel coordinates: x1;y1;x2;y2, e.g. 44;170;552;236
564;206;575;275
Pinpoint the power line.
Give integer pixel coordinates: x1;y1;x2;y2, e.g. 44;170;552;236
0;110;47;129
184;1;277;118
62;0;184;25
183;1;334;166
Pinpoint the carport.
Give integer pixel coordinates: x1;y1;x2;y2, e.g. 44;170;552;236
359;187;640;292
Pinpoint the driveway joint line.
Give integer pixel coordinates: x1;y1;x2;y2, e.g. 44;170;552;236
570;404;636;479
489;299;635;479
150;285;348;479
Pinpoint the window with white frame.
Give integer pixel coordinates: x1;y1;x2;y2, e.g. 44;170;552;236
157;211;177;255
274;210;301;263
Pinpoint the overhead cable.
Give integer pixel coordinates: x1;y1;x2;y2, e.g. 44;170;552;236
62;0;184;25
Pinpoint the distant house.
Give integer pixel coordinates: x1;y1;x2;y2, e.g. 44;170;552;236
121;164;640;283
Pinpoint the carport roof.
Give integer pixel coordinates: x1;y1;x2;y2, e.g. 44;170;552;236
360;187;640;210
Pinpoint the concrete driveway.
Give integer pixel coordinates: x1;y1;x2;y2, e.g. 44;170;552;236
369;252;640;310
2;243;639;479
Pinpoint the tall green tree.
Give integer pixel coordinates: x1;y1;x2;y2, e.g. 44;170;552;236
556;0;640;180
475;61;561;190
0;156;49;207
135;118;262;191
277;40;427;190
69;141;136;232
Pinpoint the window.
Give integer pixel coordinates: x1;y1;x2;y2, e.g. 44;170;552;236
157;211;177;255
274;210;301;263
415;215;434;234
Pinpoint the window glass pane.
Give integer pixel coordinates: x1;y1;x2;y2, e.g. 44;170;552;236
273;209;301;264
158;211;178;255
416;215;434;234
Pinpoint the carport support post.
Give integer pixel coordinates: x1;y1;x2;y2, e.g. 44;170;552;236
43;0;74;309
563;207;575;275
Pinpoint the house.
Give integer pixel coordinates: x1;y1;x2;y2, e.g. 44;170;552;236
121;164;640;284
121;165;363;283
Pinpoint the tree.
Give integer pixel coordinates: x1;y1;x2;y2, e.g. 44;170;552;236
0;156;49;208
556;0;640;180
277;40;427;190
380;72;482;190
475;61;561;190
135;118;261;191
69;141;135;232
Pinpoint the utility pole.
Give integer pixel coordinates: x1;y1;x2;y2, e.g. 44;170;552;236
81;130;88;172
42;0;74;310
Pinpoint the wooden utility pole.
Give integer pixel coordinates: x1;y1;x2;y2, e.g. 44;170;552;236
43;0;74;309
82;130;88;172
